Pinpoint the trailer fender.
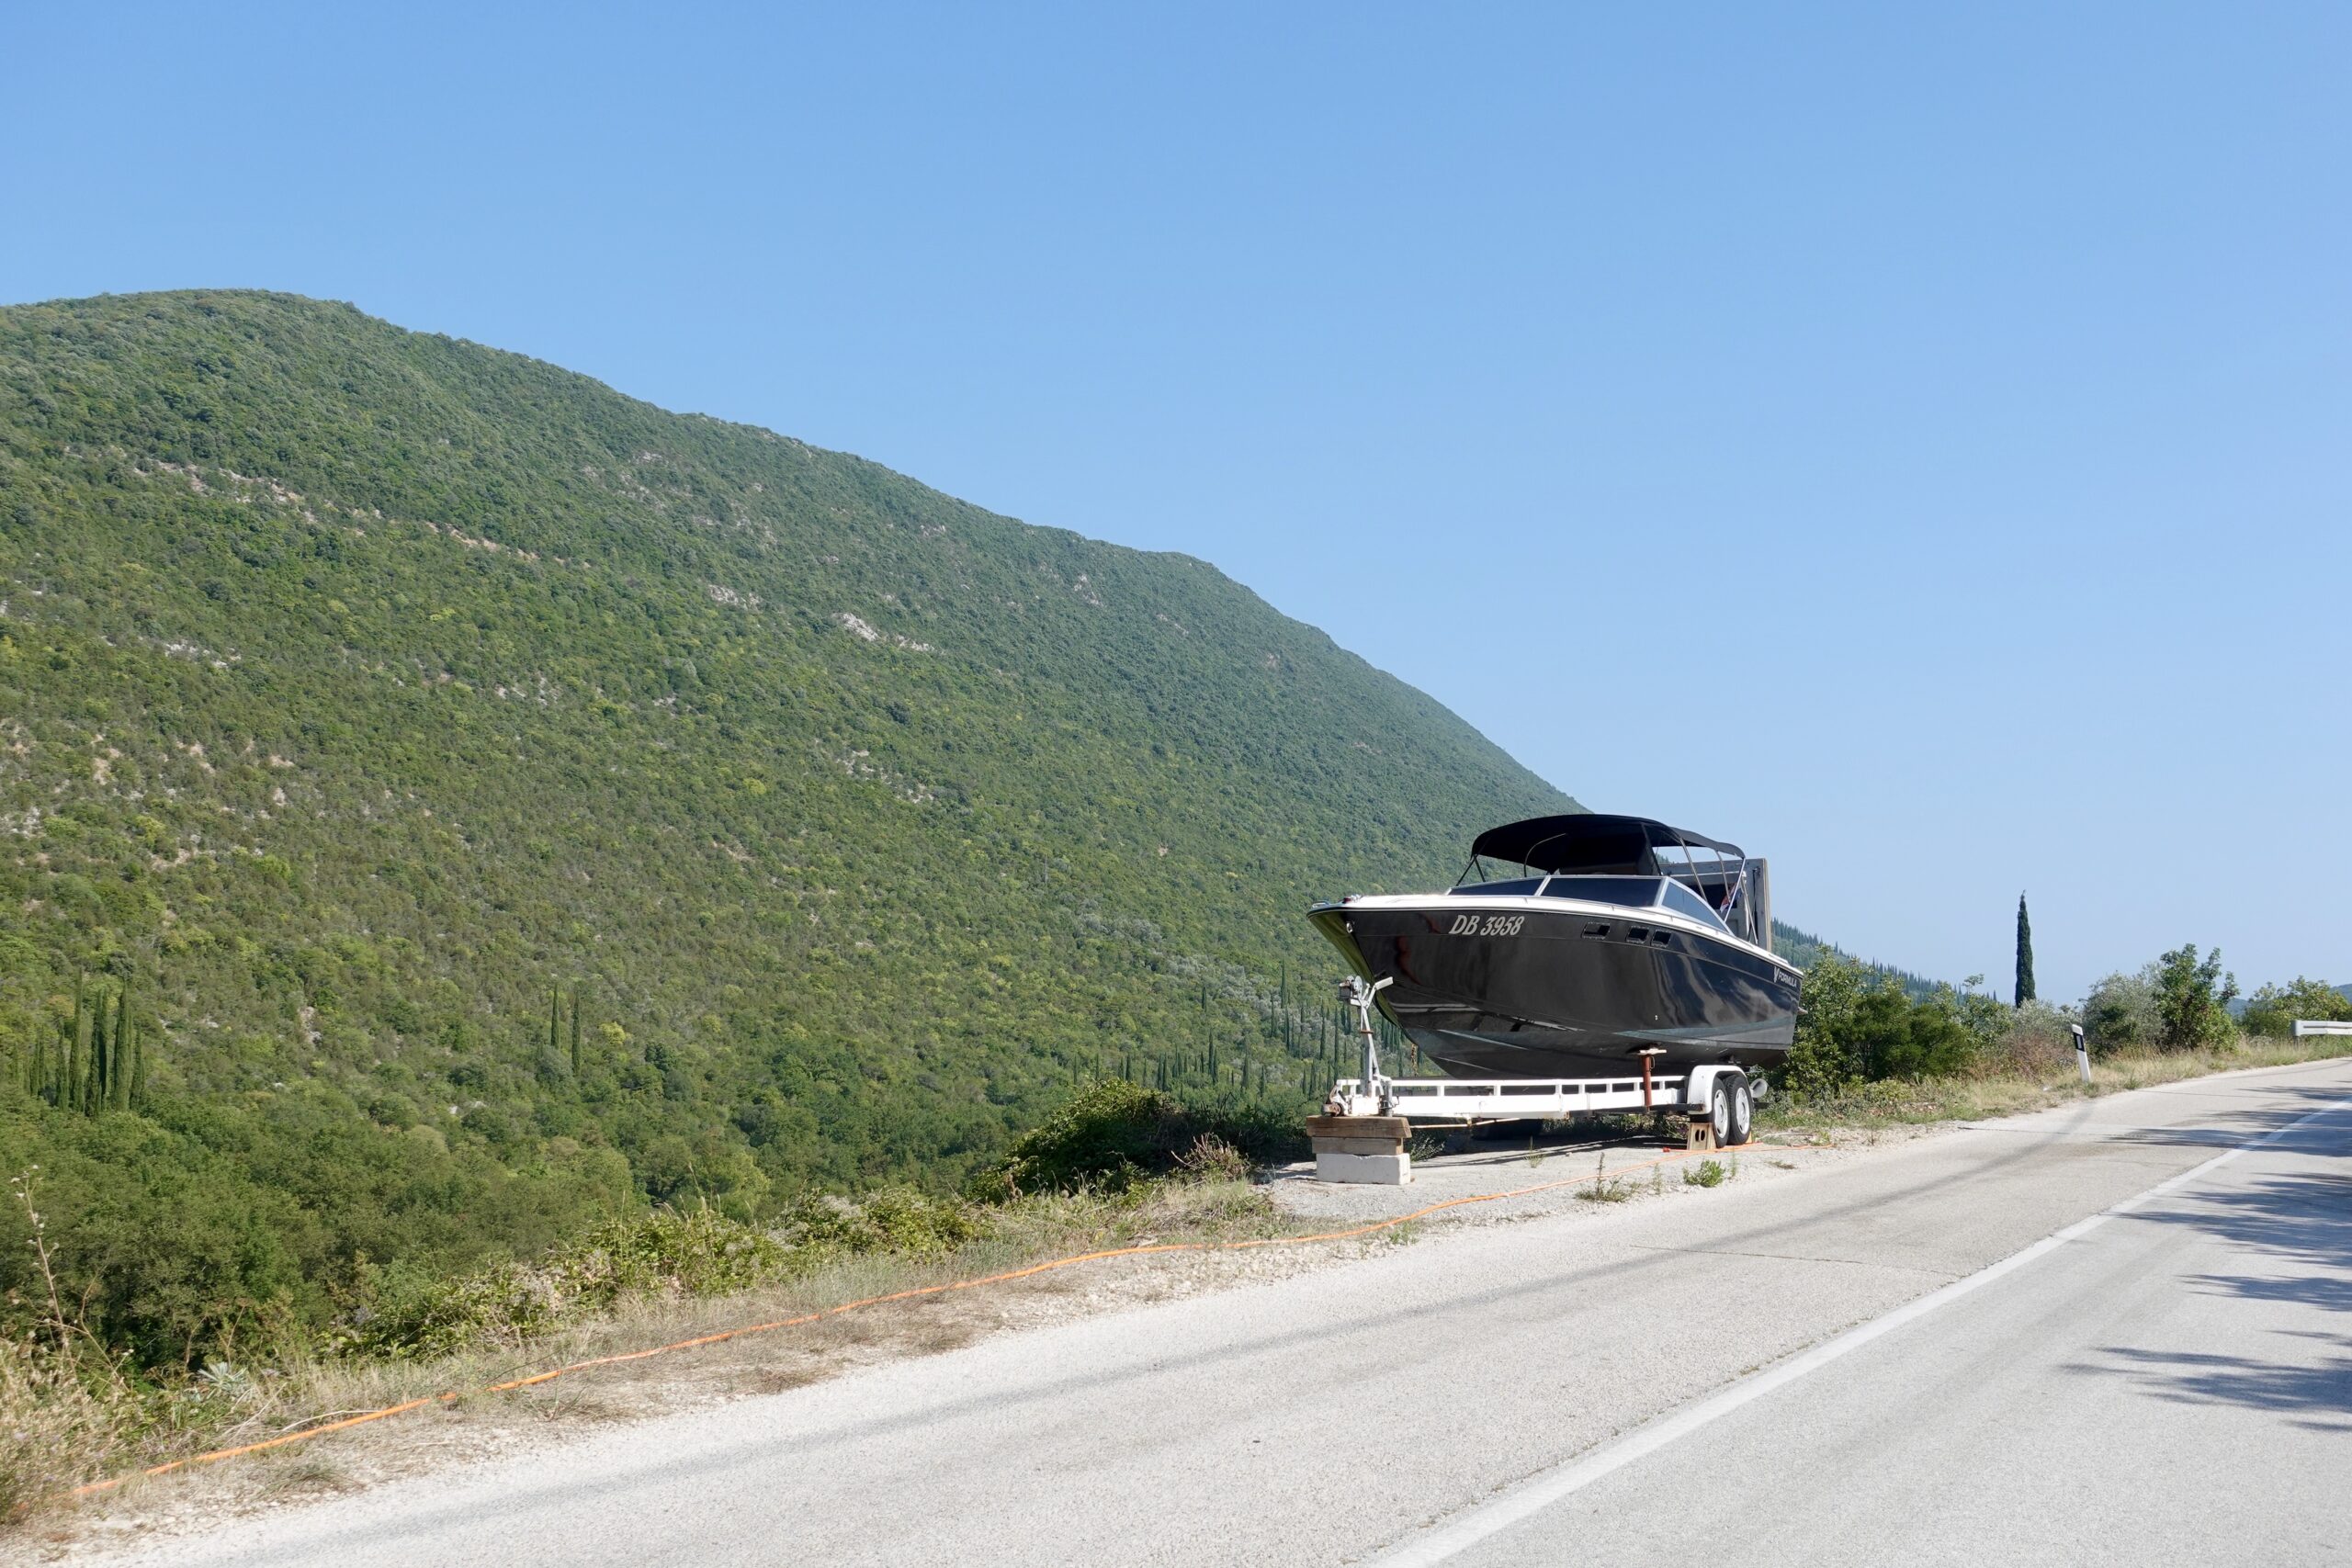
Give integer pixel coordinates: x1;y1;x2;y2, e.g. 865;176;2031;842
1680;1064;1744;1113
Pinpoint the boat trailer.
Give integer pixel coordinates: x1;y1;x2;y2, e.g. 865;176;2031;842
1308;976;1762;1185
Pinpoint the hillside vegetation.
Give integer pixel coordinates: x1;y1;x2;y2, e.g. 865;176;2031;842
0;290;1576;1363
1770;922;1939;998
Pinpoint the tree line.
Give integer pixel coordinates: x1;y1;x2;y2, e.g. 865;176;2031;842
17;980;151;1114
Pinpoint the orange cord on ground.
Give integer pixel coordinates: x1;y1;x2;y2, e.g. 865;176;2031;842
72;1137;1791;1498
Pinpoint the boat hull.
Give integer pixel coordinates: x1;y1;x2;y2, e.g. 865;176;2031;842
1308;899;1799;1079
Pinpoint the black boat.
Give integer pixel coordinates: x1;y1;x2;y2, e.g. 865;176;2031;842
1307;814;1802;1080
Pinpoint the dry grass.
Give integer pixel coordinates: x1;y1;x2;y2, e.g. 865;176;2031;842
0;1336;143;1518
1761;1033;2352;1133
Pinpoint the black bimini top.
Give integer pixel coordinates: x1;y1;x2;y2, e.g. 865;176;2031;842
1460;813;1774;954
1470;814;1743;875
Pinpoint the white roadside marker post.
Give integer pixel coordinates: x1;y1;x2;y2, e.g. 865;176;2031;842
2073;1022;2091;1086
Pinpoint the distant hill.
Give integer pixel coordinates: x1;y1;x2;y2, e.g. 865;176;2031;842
1773;921;1943;999
0;290;1579;1294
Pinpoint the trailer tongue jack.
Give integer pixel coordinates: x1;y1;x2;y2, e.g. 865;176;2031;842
1305;976;1414;1183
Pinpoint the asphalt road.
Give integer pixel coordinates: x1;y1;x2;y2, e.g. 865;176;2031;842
96;1060;2352;1568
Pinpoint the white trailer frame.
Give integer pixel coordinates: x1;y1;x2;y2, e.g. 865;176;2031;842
1326;1063;1757;1122
1320;976;1762;1131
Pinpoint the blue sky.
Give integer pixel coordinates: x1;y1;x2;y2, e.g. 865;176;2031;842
6;3;2346;1000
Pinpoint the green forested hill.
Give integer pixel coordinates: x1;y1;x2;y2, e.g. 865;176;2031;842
1771;923;1940;999
0;290;1579;1357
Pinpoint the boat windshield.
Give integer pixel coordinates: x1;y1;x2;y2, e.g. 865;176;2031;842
1659;880;1734;934
1536;875;1663;908
1448;877;1546;897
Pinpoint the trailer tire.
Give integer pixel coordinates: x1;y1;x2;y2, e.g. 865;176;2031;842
1708;1079;1736;1146
1727;1074;1755;1145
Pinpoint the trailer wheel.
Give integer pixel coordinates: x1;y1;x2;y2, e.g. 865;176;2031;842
1708;1078;1736;1145
1727;1074;1755;1146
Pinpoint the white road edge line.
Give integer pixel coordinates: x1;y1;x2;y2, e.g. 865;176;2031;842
1364;1091;2352;1568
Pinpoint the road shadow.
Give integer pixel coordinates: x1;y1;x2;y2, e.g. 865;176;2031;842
2084;1342;2352;1431
2067;1118;2352;1429
2107;1083;2352;1151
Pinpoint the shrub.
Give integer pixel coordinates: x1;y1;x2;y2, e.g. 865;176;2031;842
351;1205;786;1359
967;1079;1191;1201
1780;958;2007;1094
1173;1134;1250;1184
965;1078;1295;1201
2152;944;2236;1051
2083;970;2157;1054
2239;977;2352;1039
1981;1000;2082;1077
1578;1149;1633;1202
777;1187;985;1259
1781;955;1867;1096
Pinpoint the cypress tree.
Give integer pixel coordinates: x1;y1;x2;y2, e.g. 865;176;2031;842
131;1017;151;1106
103;1000;117;1110
569;987;583;1076
113;993;130;1106
68;983;89;1113
92;992;109;1110
2014;894;2036;1009
94;992;114;1111
113;1002;133;1111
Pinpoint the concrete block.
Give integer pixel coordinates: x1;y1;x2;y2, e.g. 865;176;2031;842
1316;1150;1412;1186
